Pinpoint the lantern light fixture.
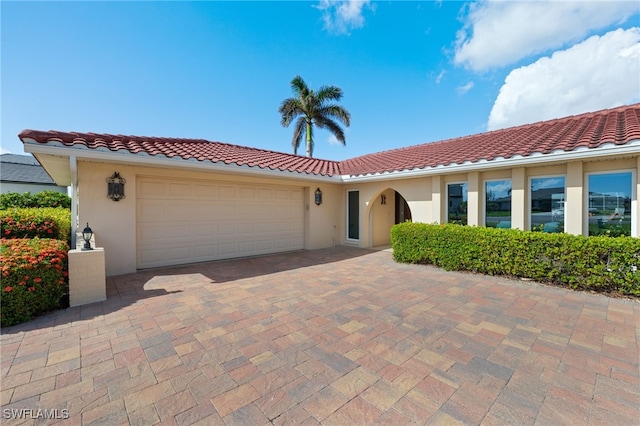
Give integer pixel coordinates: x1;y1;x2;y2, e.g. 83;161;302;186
82;223;93;250
107;172;126;201
314;188;323;206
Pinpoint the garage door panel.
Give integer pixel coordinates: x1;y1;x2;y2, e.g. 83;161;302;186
236;223;256;234
166;246;191;262
194;245;216;258
138;223;192;240
194;184;217;199
291;236;304;247
137;178;304;269
273;238;291;249
218;186;237;199
191;223;217;237
218;241;238;255
168;183;193;197
216;205;236;217
256;240;274;251
192;201;217;216
239;188;255;199
273;205;292;217
139;181;166;197
290;222;304;233
138;248;166;265
274;189;290;200
219;223;237;235
257;189;272;199
289;190;303;201
138;200;167;220
238;241;256;253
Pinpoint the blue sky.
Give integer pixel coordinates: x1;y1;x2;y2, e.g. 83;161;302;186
2;1;639;161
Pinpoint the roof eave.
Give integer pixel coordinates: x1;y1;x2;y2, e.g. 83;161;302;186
340;140;640;182
22;139;341;184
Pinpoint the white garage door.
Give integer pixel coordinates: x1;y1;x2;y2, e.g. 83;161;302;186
136;177;305;269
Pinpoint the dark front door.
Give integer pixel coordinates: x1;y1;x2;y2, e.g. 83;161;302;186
395;191;412;224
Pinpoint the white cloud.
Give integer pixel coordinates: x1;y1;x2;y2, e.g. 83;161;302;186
454;0;638;71
456;81;475;95
487;180;512;198
327;134;342;145
532;177;564;190
316;0;373;35
435;70;446;84
0;147;11;154
488;27;640;130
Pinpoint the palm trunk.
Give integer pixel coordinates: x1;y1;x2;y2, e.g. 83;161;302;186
305;121;313;158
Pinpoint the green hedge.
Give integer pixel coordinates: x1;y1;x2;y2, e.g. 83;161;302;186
1;238;69;327
0;191;71;209
391;222;640;296
1;208;71;243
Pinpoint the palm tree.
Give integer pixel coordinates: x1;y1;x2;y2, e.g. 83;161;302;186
279;75;351;158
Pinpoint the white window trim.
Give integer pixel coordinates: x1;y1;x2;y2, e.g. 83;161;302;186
528;174;567;233
584;169;636;237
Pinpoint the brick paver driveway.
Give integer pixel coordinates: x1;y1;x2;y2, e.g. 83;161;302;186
1;247;639;425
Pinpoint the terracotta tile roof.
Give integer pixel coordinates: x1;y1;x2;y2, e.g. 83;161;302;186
340;103;640;176
19;103;640;179
18;130;342;177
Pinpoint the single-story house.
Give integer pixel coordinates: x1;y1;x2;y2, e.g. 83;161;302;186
0;153;68;194
20;103;640;276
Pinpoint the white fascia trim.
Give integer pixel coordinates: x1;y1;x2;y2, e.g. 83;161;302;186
23;138;640;185
341;140;640;183
23;140;341;184
69;156;78;249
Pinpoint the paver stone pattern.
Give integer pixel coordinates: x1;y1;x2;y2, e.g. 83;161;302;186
1;247;638;425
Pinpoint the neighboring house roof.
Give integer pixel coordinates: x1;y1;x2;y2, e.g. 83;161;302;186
0;153;56;184
19;103;640;181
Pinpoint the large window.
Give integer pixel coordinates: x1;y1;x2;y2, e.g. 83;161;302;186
530;176;565;233
485;180;512;228
588;172;632;237
447;183;468;225
347;190;359;240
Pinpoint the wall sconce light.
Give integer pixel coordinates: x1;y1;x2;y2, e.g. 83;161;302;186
82;223;93;250
380;194;387;205
314;188;323;206
107;172;126;201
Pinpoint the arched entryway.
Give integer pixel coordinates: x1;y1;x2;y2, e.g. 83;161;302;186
369;189;412;247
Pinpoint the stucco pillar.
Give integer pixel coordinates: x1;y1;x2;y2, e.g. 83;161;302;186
511;168;526;230
431;175;443;224
467;172;481;226
565;161;584;236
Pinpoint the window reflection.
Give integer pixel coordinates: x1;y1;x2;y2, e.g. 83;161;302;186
588;172;632;237
485;180;512;228
530;177;565;233
447;183;468;225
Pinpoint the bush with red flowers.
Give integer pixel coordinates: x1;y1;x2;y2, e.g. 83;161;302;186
1;238;69;327
1;208;71;243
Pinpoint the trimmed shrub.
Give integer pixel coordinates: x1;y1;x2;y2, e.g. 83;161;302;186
1;238;69;327
391;222;640;296
0;191;71;209
1;208;71;243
